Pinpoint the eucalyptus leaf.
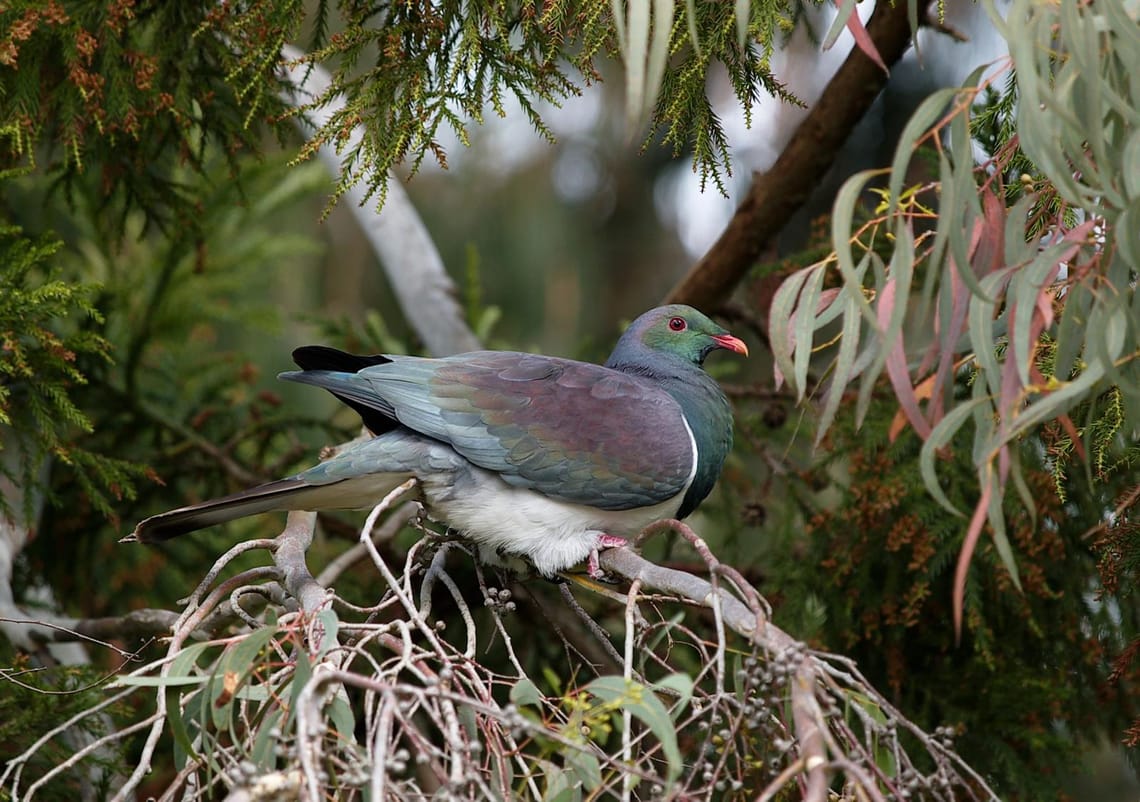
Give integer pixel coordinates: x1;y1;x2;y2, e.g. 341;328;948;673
510;677;543;708
986;472;1022;591
822;0;859;52
919;396;990;515
817;288;864;445
586;676;683;781
735;0;750;48
887;88;960;215
625;0;650;130
793;261;828;398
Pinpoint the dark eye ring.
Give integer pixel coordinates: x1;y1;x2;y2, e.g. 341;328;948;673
668;317;686;331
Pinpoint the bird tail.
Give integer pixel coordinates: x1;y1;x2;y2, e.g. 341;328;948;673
285;346;398;435
291;345;389;374
125;478;334;544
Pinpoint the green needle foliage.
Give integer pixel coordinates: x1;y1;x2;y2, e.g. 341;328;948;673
0;1;299;233
768;401;1138;798
0;221;144;523
296;0;799;206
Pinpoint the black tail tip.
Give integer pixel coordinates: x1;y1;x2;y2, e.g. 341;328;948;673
291;345;391;373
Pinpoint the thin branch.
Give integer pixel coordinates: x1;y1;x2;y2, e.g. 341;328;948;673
1;610;178;649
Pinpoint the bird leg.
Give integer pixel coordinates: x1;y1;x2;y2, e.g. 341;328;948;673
587;534;629;578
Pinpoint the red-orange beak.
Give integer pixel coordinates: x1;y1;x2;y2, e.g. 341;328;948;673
712;333;749;356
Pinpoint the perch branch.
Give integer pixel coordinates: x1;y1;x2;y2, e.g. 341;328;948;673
273;510;328;617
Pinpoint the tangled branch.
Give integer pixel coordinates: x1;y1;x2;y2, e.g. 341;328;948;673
1;484;999;801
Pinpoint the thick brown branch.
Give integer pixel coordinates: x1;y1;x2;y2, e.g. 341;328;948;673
665;1;915;310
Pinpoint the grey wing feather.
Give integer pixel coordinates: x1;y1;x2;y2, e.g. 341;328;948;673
282;352;694;510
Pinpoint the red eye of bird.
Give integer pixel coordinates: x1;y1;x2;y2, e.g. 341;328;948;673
668;317;686;331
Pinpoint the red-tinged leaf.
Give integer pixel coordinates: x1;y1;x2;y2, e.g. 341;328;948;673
954;479;992;641
889;355;971;441
997;442;1011;483
1056;414;1087;461
1062;219;1097;244
880;278;931;440
1035;282;1055;331
974;188;1006;278
835;0;887;72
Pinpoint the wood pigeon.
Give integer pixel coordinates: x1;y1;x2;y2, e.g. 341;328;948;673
127;305;747;575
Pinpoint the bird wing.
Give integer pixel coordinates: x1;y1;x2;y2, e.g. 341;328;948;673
281;351;695;510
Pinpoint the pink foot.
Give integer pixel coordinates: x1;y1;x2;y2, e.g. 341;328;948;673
586;534;629;578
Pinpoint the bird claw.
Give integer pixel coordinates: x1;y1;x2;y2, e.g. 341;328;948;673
586;534;629;579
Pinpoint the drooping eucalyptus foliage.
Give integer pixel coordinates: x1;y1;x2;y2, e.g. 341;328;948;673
771;0;1140;632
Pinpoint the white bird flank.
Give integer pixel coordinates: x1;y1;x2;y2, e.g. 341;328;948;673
422;415;700;575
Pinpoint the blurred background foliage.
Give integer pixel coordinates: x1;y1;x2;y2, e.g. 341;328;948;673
0;0;1138;799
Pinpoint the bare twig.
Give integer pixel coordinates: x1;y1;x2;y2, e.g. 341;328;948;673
6;498;1001;802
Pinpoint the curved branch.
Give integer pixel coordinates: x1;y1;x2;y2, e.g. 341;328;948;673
273;510;328;616
665;0;915;310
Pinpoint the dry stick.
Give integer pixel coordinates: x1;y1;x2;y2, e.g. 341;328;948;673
180;539;280;607
0;609;177;652
664;0;915;310
621;578;642;802
316;501;414;586
557;581;626;669
420;545;477;659
791;662;833;802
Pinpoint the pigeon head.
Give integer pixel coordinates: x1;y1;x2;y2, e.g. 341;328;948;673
607;305;748;370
